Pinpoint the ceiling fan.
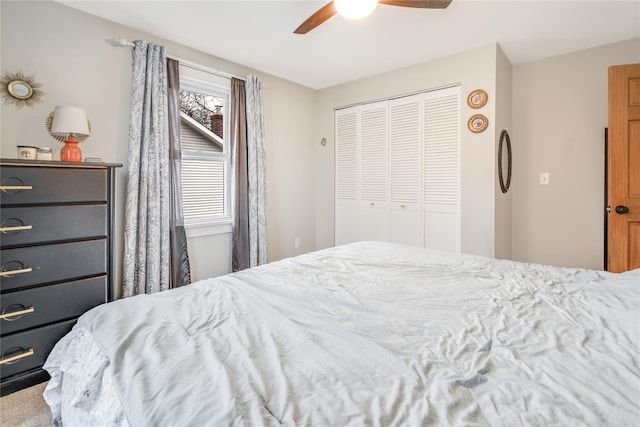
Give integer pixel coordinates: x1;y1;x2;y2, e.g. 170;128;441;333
294;0;452;34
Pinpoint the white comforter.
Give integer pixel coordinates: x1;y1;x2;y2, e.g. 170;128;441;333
44;242;640;426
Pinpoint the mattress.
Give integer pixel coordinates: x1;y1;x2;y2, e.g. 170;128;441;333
43;241;640;426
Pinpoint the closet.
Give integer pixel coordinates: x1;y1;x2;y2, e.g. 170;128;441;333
335;86;461;251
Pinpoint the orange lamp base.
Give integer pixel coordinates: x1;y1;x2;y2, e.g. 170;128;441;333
60;135;82;162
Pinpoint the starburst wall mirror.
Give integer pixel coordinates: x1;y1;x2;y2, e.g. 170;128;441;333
0;70;45;109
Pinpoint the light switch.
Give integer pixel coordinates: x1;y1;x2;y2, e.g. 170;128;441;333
539;172;550;185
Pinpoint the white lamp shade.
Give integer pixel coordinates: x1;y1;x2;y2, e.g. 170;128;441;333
50;106;91;137
335;0;378;19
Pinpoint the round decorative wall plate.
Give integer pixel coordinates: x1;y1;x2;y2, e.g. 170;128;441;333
467;89;488;109
468;114;489;133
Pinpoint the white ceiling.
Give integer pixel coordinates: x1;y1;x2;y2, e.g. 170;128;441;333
56;0;640;90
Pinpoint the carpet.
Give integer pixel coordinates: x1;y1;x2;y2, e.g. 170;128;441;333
0;381;52;427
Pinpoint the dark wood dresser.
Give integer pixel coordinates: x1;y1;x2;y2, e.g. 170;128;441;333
0;159;121;396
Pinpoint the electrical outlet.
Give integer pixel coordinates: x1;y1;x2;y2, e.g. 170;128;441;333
539;172;550;185
294;238;300;249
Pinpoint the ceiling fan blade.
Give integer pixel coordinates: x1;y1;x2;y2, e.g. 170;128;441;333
378;0;452;8
294;1;338;34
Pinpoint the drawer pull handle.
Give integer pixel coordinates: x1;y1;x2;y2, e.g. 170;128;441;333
0;185;33;192
0;267;33;277
0;306;35;320
0;224;33;233
0;348;34;365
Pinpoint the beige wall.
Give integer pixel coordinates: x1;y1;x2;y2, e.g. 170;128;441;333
0;0;317;296
315;44;508;258
316;38;640;269
512;38;639;269
3;1;638;280
494;45;513;260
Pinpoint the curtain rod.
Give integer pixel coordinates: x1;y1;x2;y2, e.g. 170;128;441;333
109;38;246;82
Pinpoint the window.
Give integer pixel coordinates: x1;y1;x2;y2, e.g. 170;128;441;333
179;75;231;227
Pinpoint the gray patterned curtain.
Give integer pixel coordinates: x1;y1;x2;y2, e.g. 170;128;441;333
231;76;267;271
167;58;191;288
123;41;170;297
245;76;267;267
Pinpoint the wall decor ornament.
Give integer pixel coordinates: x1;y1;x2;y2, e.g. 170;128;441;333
498;129;512;193
0;70;45;109
467;114;488;133
467;89;488;109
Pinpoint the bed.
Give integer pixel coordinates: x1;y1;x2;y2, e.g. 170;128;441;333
43;241;640;426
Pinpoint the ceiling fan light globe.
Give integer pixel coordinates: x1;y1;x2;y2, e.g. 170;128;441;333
335;0;378;20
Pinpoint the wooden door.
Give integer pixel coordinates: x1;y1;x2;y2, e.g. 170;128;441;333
608;64;640;272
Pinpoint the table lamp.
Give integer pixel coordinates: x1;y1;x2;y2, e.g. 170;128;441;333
47;106;91;162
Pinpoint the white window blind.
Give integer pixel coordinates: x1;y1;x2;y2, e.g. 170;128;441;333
179;74;230;225
182;158;225;219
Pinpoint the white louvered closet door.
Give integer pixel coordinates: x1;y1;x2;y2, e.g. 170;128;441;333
358;101;390;242
423;86;461;251
335;107;358;245
334;86;461;248
389;94;422;246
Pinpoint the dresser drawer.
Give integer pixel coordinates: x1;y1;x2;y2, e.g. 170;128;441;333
1;276;106;336
0;319;75;380
0;166;107;205
1;205;107;247
0;239;107;292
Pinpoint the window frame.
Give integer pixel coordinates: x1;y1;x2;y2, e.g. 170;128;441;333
179;75;232;229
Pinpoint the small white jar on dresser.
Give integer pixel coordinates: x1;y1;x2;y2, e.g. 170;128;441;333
0;158;121;396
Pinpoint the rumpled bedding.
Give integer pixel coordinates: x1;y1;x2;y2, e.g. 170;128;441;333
44;241;640;426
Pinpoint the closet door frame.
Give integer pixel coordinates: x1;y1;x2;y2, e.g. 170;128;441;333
334;85;461;251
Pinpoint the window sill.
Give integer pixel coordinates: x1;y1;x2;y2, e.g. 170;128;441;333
185;221;232;238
